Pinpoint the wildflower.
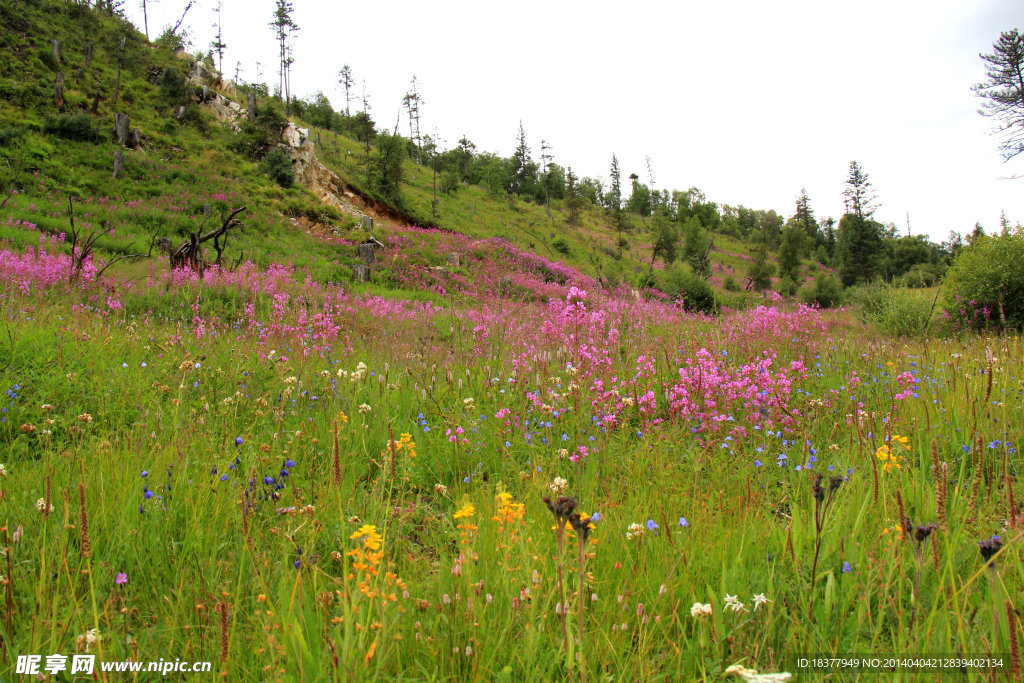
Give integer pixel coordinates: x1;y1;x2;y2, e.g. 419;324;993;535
41;404;54;411
115;573;128;585
626;522;645;541
76;628;102;652
690;602;713;617
77;413;92;424
842;561;852;573
548;476;568;494
646;519;659;531
752;593;771;610
235;437;244;446
20;423;36;433
0;463;5;477
723;664;793;682
434;483;448;495
358;404;371;414
337;410;349;424
678;516;689;527
35;498;54;513
979;535;1004;563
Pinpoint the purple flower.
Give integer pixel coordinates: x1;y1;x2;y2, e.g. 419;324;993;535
646;519;659;531
115;572;128;585
678;517;689;528
235;437;244;446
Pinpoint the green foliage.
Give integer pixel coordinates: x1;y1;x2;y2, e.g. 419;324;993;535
664;266;717;314
869;286;934;337
551;236;570;255
43;113;98;142
799;273;842;308
373;132;406;206
264;147;294;188
777;276;799;298
159;66;188;107
836;213;884;286
777;222;804;281
944;228;1024;330
233;99;287;160
747;244;773;292
723;275;740;292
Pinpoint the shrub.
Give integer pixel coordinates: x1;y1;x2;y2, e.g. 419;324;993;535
871;287;934;337
264;147;294;188
664;267;717;315
233;99;287;160
43;113;97;142
777;276;799;298
723;275;740;292
160;66;188;107
799;274;842;308
944;229;1024;331
551;236;570;255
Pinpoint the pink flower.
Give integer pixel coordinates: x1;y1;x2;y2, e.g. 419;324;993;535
115;572;128;585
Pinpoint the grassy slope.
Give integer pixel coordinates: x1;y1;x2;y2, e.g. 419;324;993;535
0;0;814;307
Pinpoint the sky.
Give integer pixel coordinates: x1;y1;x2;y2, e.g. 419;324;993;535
125;0;1024;241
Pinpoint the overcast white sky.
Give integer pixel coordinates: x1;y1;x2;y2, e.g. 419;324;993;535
126;0;1024;241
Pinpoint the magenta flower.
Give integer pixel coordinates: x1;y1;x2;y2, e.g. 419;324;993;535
115;572;128;585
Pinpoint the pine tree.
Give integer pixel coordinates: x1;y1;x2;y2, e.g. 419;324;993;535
509;122;533;195
270;0;298;114
210;1;226;79
794;187;818;244
973;29;1024;161
401;76;423;164
337;64;354;116
566;166;582;230
842;161;877;219
608;154;626;258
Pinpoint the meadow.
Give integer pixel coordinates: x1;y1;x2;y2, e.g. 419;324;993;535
1;208;1022;681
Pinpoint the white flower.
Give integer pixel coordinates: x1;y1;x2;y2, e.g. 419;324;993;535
724;664;792;682
753;593;771;611
626;522;645;541
434;483;448;495
35;498;54;513
283;376;298;384
690;602;712;618
336;368;349;378
548;476;568;494
358;403;371;414
0;463;6;477
76;627;102;652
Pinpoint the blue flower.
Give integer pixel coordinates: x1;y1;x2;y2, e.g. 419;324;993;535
235;437;244;446
285;459;295;468
591;512;601;522
754;459;763;468
678;517;689;527
842;561;852;573
141;470;148;478
143;487;154;500
646;519;659;531
463;476;470;483
263;476;274;485
220;474;228;481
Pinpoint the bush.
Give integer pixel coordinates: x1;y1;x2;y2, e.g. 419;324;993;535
664;267;717;315
944;229;1024;331
264;147;294;188
871;287;934;337
777;277;799;298
232;99;286;160
43;113;97;142
551;236;570;255
723;275;740;292
160;66;188;107
799;274;842;308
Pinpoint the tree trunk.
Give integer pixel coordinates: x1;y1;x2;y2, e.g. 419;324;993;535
359;216;373;231
113;149;124;179
247;92;256;120
52;39;61;65
128;128;141;150
54;72;64;110
358;243;376;265
352;264;371;283
114;112;129;145
84;41;93;69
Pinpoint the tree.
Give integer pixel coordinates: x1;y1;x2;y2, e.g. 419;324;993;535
540;139;553;218
270;0;298;114
608;154;626;258
682;217;710;278
402;76;423;164
777;222;804;282
373;132;406;206
565;166;583;230
337;64;354;116
210;1;226;79
509;122;533;194
835;213;884;286
794;187;819;244
842;161;877;219
747;243;773;292
626;173;652;217
650;212;678;269
973;29;1024;161
140;0;158;41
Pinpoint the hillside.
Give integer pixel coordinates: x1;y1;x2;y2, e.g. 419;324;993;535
0;0;827;310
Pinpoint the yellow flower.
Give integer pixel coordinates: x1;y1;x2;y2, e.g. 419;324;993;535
453;503;476;520
336;410;349;424
350;524;383;551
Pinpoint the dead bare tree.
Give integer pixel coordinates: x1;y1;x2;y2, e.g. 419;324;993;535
66;196;135;282
169;206;247;272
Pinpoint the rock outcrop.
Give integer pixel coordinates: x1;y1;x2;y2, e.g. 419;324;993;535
280;122;368;221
